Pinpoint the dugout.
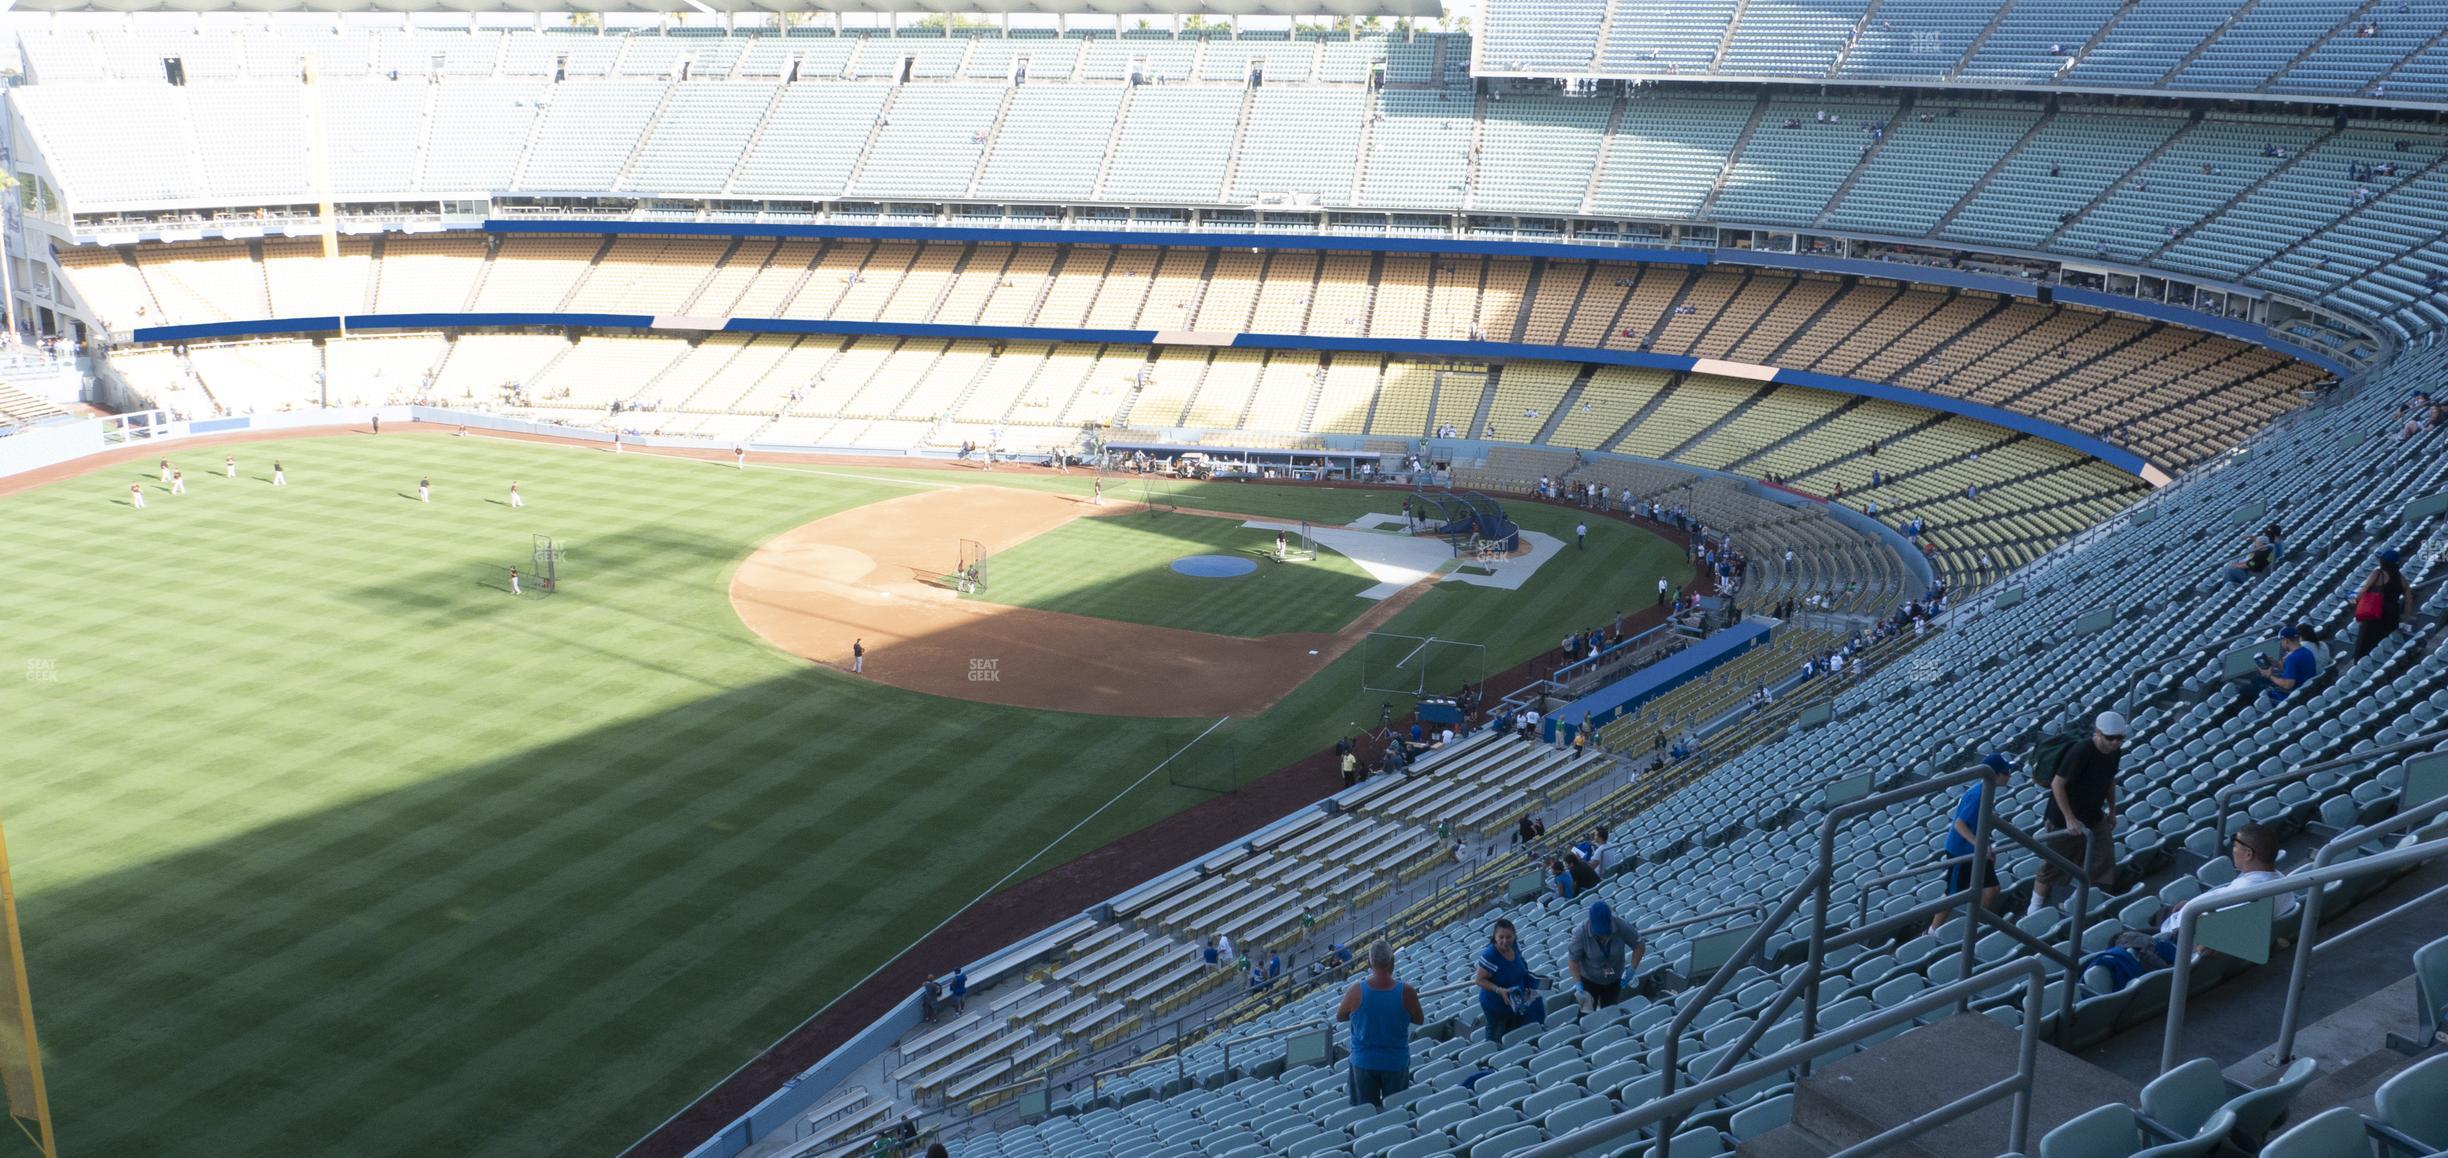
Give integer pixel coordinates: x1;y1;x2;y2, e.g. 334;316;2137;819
1103;439;1382;480
1542;619;1774;744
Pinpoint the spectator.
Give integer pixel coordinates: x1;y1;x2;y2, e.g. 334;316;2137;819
1930;754;2015;934
2350;547;2408;660
2220;528;2275;585
920;979;942;1023
1567;900;1643;1012
2250;625;2318;709
1341;748;1361;788
2104;824;2295;980
1338;941;1425;1107
2029;713;2127;914
1548;857;1577;900
1580;825;1614;875
1473;918;1546;1042
947;966;967;1013
1203;936;1222;967
1267;950;1282;982
1565;848;1599;892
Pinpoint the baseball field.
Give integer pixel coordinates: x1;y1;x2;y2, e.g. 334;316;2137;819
0;427;1685;1158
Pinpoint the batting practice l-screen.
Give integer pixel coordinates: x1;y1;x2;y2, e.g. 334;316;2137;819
954;539;988;595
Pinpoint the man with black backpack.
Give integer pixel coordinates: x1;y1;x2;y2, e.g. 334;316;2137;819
2029;712;2129;915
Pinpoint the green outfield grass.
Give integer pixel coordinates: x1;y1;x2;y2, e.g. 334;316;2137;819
975;510;1380;637
0;437;1682;1158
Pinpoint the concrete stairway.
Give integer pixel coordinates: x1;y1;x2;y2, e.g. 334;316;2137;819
1742;1013;2138;1157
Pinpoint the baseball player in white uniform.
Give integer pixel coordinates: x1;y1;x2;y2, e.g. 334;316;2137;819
509;481;524;508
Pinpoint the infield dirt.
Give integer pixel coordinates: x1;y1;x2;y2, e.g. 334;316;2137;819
729;485;1431;717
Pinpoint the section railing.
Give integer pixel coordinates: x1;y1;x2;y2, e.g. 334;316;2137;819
2270;793;2448;1065
1519;958;2054;1158
2160;833;2448;1071
1648;762;2098;1148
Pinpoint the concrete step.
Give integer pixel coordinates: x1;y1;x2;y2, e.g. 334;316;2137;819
1792;1012;2137;1158
1736;1121;1836;1158
2221;974;2431;1126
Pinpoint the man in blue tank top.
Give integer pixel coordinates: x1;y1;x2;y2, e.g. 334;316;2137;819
1337;942;1425;1107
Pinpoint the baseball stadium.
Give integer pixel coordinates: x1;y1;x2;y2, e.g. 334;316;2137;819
0;1;2445;1157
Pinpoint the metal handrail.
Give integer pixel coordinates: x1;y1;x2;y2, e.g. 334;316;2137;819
1655;762;2096;1127
2160;833;2448;1071
1684;778;2105;1106
2212;730;2448;839
1518;958;2053;1158
2268;793;2448;1064
1551;620;1678;688
1855;853;1975;929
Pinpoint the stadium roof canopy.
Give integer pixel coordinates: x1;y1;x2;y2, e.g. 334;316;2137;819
8;0;1439;15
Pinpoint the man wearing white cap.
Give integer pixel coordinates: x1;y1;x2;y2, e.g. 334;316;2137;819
2030;711;2128;914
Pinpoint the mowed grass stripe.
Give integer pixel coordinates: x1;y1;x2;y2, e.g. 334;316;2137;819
336;726;1142;1155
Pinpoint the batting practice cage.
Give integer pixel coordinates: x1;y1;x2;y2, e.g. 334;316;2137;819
1140;476;1178;514
1289;522;1319;562
1360;632;1488;699
1406;488;1519;555
530;535;564;594
954;539;988;595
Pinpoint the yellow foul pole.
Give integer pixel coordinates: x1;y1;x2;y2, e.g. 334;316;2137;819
0;817;56;1158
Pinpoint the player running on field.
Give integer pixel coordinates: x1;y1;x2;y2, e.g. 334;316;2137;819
509;481;524;508
224;454;236;479
508;567;521;596
170;470;186;495
272;460;286;486
130;482;144;509
418;475;430;504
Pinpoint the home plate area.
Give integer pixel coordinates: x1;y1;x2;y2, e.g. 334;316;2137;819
1239;513;1563;599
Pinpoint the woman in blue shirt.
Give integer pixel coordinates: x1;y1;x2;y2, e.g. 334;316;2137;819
1338;942;1425;1107
1474;918;1546;1042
